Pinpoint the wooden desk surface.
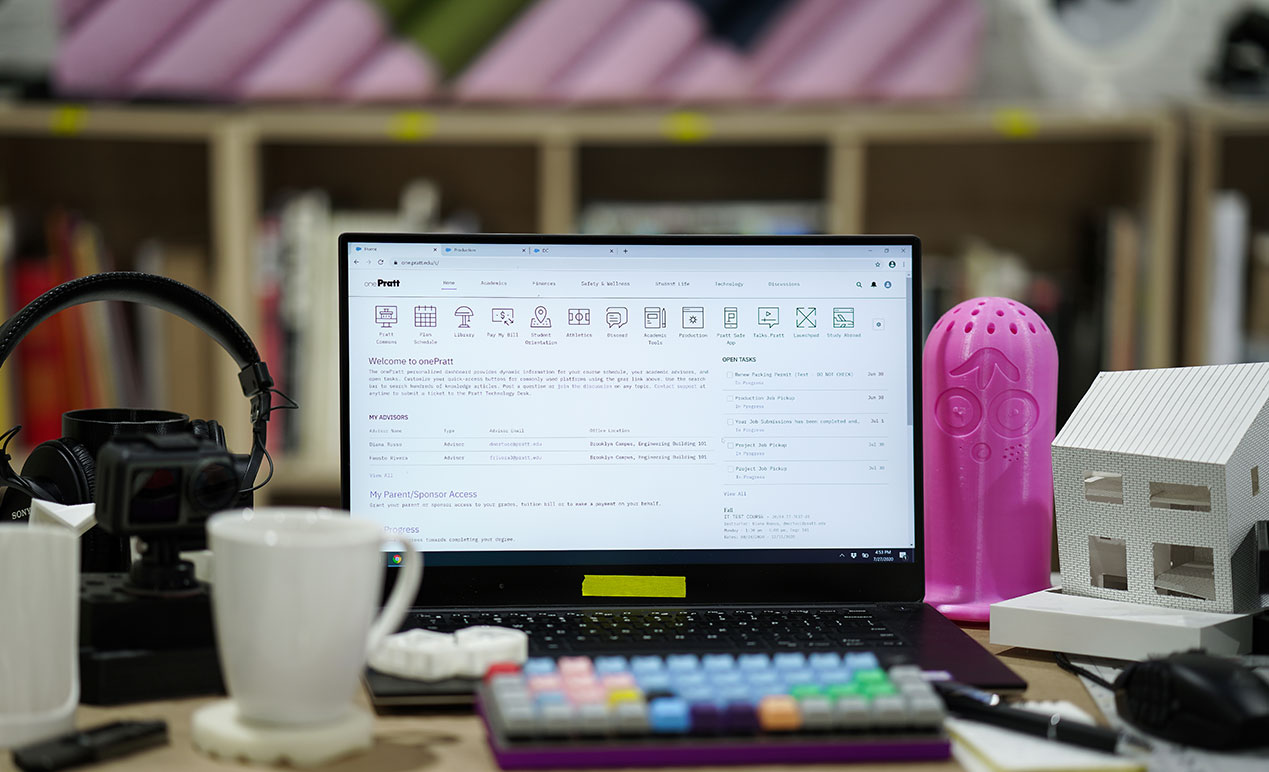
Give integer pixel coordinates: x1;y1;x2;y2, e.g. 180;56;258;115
3;627;1097;772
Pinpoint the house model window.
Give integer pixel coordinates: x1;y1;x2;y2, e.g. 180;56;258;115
1152;543;1215;600
1084;472;1123;505
1089;536;1127;590
1148;482;1211;512
1253;466;1260;497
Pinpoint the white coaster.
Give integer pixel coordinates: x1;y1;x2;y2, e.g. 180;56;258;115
191;700;373;767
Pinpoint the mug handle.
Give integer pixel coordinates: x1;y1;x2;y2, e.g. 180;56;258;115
366;536;422;654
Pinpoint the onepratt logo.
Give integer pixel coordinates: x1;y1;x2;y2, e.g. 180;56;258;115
377;278;401;287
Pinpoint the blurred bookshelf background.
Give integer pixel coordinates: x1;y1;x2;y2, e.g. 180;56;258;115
1;0;1268;506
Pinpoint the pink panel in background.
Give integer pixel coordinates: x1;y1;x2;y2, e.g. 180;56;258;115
869;0;985;102
761;0;946;102
235;0;385;101
341;41;439;102
655;41;748;103
56;0;101;30
550;0;704;104
55;0;203;97
455;0;634;103
129;0;314;99
746;0;850;90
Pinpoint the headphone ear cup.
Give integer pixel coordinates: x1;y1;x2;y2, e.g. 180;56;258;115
16;437;96;505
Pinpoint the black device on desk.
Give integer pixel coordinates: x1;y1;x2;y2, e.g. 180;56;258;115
0;272;282;704
339;233;1024;707
1113;650;1269;749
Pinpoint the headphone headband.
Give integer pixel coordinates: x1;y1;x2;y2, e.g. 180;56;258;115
0;271;274;491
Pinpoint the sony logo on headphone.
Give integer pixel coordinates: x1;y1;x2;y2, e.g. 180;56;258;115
377;279;401;287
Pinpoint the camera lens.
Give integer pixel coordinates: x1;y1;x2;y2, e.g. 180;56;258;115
191;461;238;513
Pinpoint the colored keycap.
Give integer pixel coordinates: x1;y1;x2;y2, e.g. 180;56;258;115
789;684;825;700
557;656;593;677
601;672;637;690
524;657;556;676
702;654;736;672
844;652;880;669
666;654;700;672
758;695;801;732
607;688;643;707
722;701;759;734
649;697;691;733
738;653;771;671
809;652;843;669
853;668;888;685
631;656;665;675
772;652;807;670
527;674;564;692
593;656;629;675
484;662;521;682
689;702;723;734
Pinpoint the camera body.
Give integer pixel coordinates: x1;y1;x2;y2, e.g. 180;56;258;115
95;433;250;539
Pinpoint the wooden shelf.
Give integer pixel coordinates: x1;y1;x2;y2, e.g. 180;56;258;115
1183;101;1269;365
0;101;1190;504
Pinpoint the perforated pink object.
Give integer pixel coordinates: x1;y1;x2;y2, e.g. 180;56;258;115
922;297;1057;622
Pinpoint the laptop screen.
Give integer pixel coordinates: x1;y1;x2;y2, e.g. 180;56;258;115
341;235;921;583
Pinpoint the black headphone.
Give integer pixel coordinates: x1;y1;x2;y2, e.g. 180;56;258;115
0;272;275;524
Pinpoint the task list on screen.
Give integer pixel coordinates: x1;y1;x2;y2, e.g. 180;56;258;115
346;244;915;554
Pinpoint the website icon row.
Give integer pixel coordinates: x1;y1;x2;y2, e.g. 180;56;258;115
375;305;860;330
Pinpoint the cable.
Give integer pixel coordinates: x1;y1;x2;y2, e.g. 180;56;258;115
1055;651;1116;691
240;386;296;495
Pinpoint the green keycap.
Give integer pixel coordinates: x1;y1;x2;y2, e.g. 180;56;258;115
825;682;863;699
852;668;888;685
862;681;898;697
789;684;824;700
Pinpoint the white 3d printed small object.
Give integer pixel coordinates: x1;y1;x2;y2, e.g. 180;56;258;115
368;625;529;681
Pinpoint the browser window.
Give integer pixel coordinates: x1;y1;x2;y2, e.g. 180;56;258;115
345;241;915;565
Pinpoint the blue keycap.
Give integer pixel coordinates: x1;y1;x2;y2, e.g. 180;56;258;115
745;670;780;688
750;684;787;700
636;672;673;693
816;668;852;686
524;658;557;676
782;668;816;686
709;671;744;688
533;690;568;707
808;652;843;670
672;672;708;691
593;656;629;675
631;656;666;675
702;654;735;672
666;654;700;673
717;684;751;703
648;697;691;734
738;654;771;671
678;685;718;706
772;652;808;670
844;652;880;670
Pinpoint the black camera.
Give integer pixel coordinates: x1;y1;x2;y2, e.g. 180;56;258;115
95;434;249;538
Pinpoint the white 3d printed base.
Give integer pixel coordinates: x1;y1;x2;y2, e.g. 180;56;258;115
191;700;373;767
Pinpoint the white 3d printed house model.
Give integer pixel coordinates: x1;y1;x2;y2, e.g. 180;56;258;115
1053;362;1269;614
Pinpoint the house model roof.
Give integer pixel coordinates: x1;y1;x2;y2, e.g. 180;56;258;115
1054;362;1269;464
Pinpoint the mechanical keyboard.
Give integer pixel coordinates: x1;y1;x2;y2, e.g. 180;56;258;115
476;650;949;768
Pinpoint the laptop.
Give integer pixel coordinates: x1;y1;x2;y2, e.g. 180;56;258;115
338;233;1024;706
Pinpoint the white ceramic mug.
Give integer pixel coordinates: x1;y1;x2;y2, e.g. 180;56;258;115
0;525;79;749
206;508;421;726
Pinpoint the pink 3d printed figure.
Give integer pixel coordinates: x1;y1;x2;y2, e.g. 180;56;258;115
923;297;1058;622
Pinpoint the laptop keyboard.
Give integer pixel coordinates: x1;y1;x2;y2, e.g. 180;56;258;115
405;607;905;656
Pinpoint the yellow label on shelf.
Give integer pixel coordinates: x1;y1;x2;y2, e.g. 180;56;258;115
582;574;687;598
663;112;711;143
993;108;1038;138
49;106;88;136
388;111;435;142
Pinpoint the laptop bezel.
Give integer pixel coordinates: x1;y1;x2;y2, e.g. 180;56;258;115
339;233;924;607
